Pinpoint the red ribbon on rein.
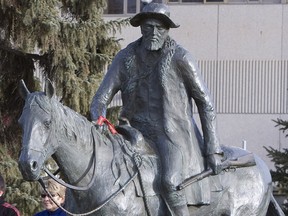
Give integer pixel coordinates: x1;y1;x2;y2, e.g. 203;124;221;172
96;116;118;134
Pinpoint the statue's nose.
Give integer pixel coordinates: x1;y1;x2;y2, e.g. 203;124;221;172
18;155;41;181
29;159;39;171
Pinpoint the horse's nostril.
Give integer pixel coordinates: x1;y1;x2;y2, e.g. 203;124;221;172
31;161;38;171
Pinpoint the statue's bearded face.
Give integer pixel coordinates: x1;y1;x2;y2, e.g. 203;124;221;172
140;19;169;51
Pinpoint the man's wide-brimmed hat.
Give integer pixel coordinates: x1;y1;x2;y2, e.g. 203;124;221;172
130;3;179;28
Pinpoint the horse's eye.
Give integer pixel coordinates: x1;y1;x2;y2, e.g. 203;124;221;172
44;120;51;129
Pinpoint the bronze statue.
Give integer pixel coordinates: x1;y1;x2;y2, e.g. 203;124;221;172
17;2;285;216
90;2;223;215
18;79;284;215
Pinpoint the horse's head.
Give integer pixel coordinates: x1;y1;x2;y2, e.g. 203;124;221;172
18;79;57;181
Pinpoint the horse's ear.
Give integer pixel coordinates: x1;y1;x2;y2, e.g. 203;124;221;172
45;78;55;99
19;79;30;100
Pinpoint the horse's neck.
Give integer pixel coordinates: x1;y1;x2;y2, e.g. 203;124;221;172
52;102;132;200
58;132;114;186
56;128;129;206
52;103;108;184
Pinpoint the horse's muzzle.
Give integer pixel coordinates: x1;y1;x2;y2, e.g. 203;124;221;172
18;152;42;181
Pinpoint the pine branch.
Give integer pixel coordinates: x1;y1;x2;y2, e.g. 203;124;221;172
273;118;288;137
0;42;43;60
265;145;288;195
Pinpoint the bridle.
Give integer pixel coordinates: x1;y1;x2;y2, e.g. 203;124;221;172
35;100;148;215
42;126;97;191
39;104;98;192
38;126;141;216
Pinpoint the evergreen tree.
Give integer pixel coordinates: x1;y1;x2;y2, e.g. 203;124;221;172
265;119;288;194
265;118;288;213
0;1;129;214
265;119;288;193
0;0;129;157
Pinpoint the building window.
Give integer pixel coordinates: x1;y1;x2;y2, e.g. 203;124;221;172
105;0;164;15
105;0;124;14
128;0;137;13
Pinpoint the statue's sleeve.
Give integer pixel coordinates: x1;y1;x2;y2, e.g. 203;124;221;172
90;53;123;121
177;49;222;155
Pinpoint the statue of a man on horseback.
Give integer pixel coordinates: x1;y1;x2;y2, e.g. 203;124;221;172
17;2;284;215
90;2;223;215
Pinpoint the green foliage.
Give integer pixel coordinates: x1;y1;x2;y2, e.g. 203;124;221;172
107;106;122;125
0;147;42;215
265;119;288;195
273;118;288;137
0;1;129;214
265;146;288;194
0;1;129;150
0;0;130;118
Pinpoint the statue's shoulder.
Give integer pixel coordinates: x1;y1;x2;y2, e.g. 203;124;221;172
174;43;189;55
119;39;141;56
112;39;140;69
173;45;195;62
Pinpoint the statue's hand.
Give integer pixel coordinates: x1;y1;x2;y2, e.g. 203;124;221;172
207;153;223;175
92;120;108;134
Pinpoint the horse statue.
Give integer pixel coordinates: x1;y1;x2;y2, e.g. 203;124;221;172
18;79;284;216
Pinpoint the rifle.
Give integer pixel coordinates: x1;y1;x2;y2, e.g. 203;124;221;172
177;153;256;190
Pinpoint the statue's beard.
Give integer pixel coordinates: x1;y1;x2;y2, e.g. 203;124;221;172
143;38;165;51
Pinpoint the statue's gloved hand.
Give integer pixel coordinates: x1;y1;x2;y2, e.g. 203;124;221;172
92;116;118;134
207;153;223;175
92;118;108;134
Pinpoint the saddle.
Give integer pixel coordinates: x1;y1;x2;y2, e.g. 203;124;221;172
115;124;162;197
112;125;257;202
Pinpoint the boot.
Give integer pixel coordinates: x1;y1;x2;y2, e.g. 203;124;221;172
165;191;190;216
170;204;190;216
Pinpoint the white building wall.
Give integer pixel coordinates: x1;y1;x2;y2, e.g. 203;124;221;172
104;4;288;169
169;5;219;60
217;114;287;169
107;4;288;60
217;5;283;59
283;6;288;58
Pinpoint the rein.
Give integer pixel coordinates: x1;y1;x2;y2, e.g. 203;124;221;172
39;126;142;215
43;166;96;191
43;126;97;191
38;171;139;216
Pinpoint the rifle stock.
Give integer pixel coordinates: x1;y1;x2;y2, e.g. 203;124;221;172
177;153;256;190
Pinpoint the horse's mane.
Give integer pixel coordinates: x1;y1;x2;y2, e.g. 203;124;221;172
27;92;93;150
